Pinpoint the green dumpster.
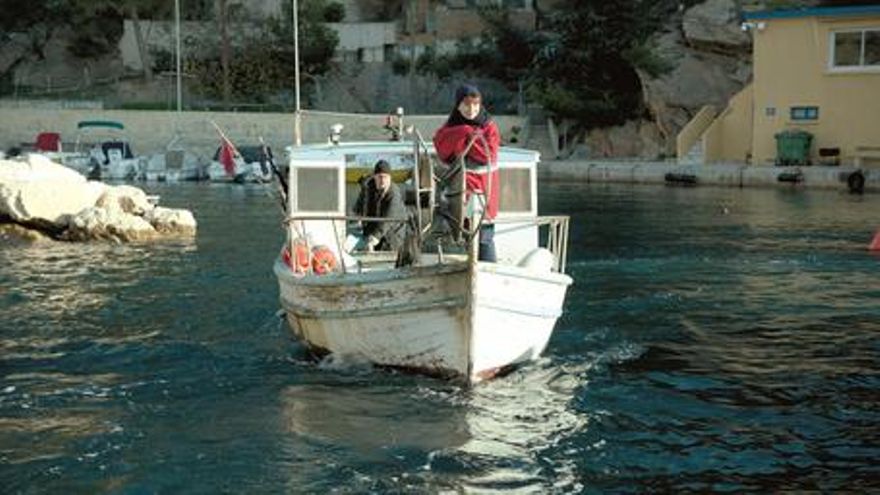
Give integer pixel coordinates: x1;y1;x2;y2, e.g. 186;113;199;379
774;130;813;166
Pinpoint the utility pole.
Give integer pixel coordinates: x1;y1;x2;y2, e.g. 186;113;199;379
220;0;231;109
175;0;182;116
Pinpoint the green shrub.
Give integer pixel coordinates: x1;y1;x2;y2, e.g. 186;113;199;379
324;2;345;22
391;55;410;75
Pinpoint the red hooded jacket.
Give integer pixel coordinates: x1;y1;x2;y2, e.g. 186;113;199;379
433;119;501;220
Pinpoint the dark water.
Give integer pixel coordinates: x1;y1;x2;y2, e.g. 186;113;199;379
1;182;878;493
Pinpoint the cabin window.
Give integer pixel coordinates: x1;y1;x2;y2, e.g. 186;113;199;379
499;168;532;213
296;167;339;212
790;106;819;121
831;29;880;68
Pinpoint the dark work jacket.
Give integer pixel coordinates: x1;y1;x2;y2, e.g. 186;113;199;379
352;177;406;250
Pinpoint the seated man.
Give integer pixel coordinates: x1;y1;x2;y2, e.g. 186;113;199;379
352;160;406;251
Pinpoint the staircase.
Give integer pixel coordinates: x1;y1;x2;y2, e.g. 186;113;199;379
524;120;556;160
521;104;557;159
681;138;704;165
676;105;716;165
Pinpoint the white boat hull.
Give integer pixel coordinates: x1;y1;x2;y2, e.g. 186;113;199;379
207;161;271;183
275;257;572;384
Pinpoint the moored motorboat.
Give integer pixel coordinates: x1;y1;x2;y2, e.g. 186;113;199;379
60;120;142;181
206;144;274;183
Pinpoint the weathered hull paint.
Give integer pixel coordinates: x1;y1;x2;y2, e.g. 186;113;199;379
275;258;573;385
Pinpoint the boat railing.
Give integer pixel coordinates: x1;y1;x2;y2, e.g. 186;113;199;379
285;214;409;275
410;129;436;237
284;213;570;274
495;215;570;274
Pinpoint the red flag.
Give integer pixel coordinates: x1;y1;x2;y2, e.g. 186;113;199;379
219;137;237;177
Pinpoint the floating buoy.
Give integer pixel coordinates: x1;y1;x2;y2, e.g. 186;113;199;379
311;245;338;275
282;240;310;276
517;247;555;272
870;230;880;252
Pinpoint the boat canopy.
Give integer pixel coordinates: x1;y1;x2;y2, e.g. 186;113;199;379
287;141;539;165
77;120;125;130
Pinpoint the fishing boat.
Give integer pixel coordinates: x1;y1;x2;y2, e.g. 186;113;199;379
273;131;572;384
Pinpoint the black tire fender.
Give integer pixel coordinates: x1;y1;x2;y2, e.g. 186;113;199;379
847;170;865;194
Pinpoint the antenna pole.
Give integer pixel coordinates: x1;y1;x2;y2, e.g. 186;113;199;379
293;0;302;146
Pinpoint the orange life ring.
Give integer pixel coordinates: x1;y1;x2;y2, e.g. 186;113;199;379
281;240;310;276
311;245;337;275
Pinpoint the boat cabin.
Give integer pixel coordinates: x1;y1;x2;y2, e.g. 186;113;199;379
286;140;548;270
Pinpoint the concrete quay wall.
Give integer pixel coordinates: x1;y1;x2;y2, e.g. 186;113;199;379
539;160;878;193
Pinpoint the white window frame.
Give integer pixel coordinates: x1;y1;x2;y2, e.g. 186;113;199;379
289;159;346;217
828;27;880;72
496;162;537;220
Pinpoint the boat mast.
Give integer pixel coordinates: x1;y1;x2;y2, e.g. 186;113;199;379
293;0;302;146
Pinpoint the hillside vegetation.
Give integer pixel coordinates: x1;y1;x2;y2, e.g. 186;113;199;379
2;0;869;156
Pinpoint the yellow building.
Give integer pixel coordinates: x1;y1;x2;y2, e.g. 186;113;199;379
681;5;880;167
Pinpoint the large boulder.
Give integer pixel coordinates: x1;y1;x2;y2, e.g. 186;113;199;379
0;154;107;227
0;223;52;244
95;184;154;216
62;206;158;242
683;0;752;54
0;155;197;242
582;120;665;159
144;207;197;236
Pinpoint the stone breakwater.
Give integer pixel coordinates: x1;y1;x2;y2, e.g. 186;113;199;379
0;154;197;243
539;161;877;193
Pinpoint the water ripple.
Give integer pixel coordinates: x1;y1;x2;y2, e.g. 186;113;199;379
2;183;879;492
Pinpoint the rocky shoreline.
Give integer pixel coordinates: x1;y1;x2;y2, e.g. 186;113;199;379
0;154;197;243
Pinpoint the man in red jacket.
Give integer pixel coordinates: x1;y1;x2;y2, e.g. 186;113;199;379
433;84;501;262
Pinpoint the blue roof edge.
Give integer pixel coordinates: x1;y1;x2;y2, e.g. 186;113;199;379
743;5;880;20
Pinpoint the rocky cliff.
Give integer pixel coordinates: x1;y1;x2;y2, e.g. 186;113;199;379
581;0;753;159
1;0;819;159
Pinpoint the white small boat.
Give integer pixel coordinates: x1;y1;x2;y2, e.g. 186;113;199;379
206;144;273;183
274;136;572;385
57;120;143;181
141;134;205;182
